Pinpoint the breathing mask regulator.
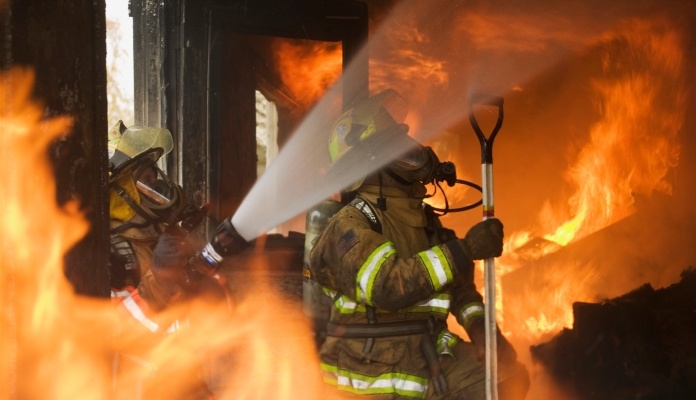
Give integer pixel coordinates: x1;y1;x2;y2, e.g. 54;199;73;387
383;142;483;215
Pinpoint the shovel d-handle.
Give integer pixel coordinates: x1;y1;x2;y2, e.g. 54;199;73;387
468;95;504;164
468;93;504;400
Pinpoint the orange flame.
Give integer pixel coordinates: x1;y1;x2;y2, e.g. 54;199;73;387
500;18;686;342
430;17;686;347
0;68;107;398
0;68;325;399
272;40;343;109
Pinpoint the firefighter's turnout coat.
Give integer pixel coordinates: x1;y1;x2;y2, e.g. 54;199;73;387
109;221;184;312
309;184;486;398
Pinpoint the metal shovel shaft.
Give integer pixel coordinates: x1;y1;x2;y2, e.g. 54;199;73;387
468;95;504;400
482;162;498;400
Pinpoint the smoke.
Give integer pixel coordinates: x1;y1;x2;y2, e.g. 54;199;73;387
234;0;696;351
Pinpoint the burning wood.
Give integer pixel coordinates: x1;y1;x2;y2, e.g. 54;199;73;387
530;267;696;399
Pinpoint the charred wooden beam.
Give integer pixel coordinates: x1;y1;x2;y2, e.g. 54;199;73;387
531;268;696;400
0;0;110;297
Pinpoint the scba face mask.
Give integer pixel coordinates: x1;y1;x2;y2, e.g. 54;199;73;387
132;159;186;223
386;145;456;187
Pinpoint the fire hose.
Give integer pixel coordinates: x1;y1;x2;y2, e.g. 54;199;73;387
468;94;504;400
181;217;249;311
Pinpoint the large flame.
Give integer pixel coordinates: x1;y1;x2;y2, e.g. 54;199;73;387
366;15;687;347
499;18;686;342
0;68;324;399
272;39;343;110
0;68;103;398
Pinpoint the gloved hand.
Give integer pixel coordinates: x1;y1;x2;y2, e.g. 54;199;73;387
152;234;193;268
151;234;194;288
461;218;504;260
467;318;518;365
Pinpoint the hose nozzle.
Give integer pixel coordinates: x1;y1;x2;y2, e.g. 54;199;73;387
196;218;248;270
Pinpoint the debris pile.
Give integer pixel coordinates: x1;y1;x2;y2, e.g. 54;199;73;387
531;267;696;400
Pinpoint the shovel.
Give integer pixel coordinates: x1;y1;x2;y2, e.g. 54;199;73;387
468;94;504;400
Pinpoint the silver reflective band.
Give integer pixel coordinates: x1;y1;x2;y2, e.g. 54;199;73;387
201;242;224;265
414;296;450;312
122;296;159;333
336;374;427;395
420;247;449;289
460;303;485;325
357;242;395;304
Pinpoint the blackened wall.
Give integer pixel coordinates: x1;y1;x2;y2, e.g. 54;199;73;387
0;1;110;297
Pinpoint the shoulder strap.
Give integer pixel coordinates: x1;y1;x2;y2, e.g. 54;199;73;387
349;196;383;234
347;196;383;353
109;233;141;289
110;234;139;271
423;203;437;238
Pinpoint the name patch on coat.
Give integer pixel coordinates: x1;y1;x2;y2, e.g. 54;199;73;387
336;229;359;258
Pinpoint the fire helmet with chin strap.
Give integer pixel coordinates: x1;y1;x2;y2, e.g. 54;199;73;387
108;121;173;180
327;89;452;191
108;120;186;228
328;89;411;191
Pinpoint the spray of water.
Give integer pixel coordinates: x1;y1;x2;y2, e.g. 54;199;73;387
228;4;496;239
232;0;680;240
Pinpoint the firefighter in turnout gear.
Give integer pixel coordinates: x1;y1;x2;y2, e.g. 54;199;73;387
309;90;529;399
108;120;200;310
107;120;220;399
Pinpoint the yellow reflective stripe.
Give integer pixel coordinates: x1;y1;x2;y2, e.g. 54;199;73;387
409;294;450;315
460;302;485;329
361;121;377;140
332;293;450;315
334;295;365;314
436;330;460;355
321;362;339;385
356;242;396;305
321;362;428;398
328;139;339;161
417;245;453;291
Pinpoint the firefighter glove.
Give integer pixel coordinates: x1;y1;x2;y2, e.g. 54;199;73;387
151;233;195;292
152;234;193;270
461;218;504;260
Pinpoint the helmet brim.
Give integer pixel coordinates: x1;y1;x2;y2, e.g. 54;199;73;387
326;124;415;192
109;147;164;183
